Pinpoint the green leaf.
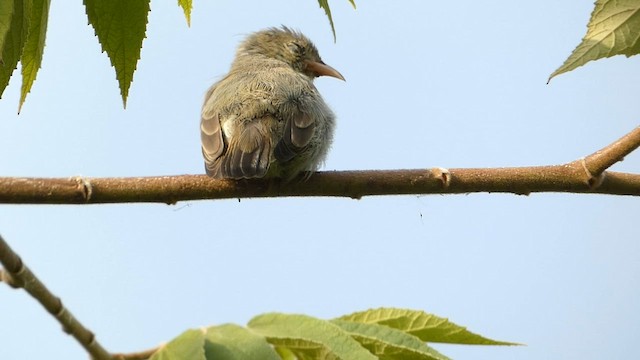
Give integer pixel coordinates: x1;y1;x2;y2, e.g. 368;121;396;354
275;346;298;360
84;0;150;108
18;0;49;112
273;338;338;360
317;0;356;41
317;0;336;42
204;323;281;360
0;0;30;99
248;312;377;360
549;0;640;81
331;319;451;360
337;308;517;346
150;328;206;360
177;0;192;27
0;0;15;60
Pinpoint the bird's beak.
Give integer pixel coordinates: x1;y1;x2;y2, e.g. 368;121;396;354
305;60;345;81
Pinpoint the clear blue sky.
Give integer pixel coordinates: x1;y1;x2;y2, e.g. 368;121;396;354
1;1;639;359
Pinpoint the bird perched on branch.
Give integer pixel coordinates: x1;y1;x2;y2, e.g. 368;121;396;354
200;26;344;180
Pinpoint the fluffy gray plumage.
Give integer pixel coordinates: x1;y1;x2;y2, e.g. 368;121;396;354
200;26;344;180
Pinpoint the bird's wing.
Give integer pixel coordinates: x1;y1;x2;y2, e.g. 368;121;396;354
200;108;227;178
202;114;273;179
220;118;272;179
274;110;315;162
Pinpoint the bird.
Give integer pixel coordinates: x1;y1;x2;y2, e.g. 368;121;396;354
200;26;344;180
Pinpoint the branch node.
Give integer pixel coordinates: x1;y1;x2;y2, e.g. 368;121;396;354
86;330;96;345
72;176;93;203
580;157;605;189
431;167;451;189
0;269;22;288
54;298;65;317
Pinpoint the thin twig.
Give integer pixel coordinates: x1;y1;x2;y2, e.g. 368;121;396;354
584;126;640;175
0;235;112;360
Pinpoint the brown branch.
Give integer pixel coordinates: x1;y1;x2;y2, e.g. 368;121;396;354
584;126;640;176
112;347;158;360
0;168;638;204
0;234;112;360
0;128;638;360
0;127;637;204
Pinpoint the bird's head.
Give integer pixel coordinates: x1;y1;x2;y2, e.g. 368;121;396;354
237;26;345;81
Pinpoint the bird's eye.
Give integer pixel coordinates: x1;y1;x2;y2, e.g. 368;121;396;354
287;42;305;56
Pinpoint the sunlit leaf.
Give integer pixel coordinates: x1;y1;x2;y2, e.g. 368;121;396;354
0;0;15;60
332;319;451;360
18;0;50;112
177;0;192;27
0;0;30;100
248;312;376;360
549;0;640;81
150;328;206;360
275;346;297;360
317;0;337;42
84;0;150;107
204;323;281;360
337;308;517;345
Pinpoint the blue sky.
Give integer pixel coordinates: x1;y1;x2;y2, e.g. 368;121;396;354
1;1;639;359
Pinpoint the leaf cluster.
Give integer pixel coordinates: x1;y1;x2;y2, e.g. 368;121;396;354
1;0;637;110
150;308;516;360
0;0;357;110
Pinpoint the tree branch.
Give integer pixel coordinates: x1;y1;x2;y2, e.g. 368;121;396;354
0;235;112;360
584;126;640;176
111;348;158;360
0;127;638;360
0;127;637;205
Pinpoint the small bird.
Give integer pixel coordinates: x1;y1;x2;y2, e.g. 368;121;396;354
200;26;344;180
